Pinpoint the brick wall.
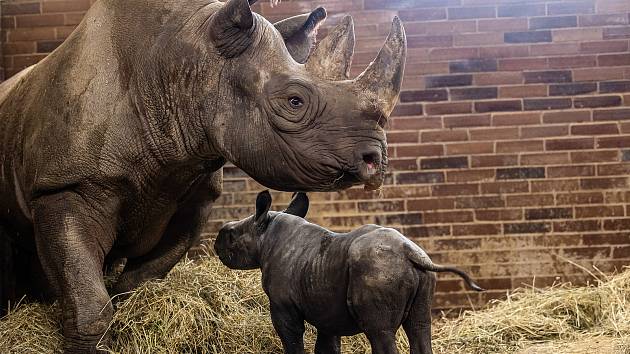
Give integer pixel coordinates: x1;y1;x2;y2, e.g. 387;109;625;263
2;0;630;311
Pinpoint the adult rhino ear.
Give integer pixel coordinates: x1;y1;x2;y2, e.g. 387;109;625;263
284;192;309;218
255;190;272;223
209;0;255;58
274;7;327;64
305;15;355;80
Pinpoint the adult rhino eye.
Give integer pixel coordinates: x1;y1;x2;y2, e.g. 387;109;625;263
288;96;304;109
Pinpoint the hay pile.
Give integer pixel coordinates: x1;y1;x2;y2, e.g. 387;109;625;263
0;255;628;353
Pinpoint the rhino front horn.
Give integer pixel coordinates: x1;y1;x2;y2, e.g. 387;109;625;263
305;15;355;80
355;17;407;119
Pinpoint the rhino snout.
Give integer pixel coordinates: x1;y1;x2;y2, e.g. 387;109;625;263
354;144;386;191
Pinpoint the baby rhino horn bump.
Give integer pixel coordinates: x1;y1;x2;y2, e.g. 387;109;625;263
355;16;407;119
305;15;355;80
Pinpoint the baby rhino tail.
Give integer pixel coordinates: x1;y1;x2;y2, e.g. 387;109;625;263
405;243;484;292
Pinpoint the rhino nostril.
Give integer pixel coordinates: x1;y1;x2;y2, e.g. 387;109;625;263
362;151;381;174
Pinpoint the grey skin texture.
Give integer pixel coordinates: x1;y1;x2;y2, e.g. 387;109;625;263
215;191;484;354
0;0;407;352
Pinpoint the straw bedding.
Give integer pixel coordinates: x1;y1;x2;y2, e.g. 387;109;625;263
1;255;628;353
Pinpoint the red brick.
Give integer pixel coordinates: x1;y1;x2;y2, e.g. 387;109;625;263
2;42;36;55
573;67;626;81
498;85;547;98
598;136;630;149
547;165;594;178
446;142;494;155
432;183;480;196
428;47;478;61
469;127;519;141
531;179;580;192
546;137;594;151
571;150;619;163
556;192;604;205
387;131;419;144
7;27;56;41
478;18;528;32
455;195;505;208
542;110;591;124
474;72;523;85
425;102;473;116
576;205;625;218
421;130;469;143
506;194;555;207
443;114;491;128
491;112;541;126
604;218;630;231
404;225;451;238
530;43;580;56
553;28;602;42
16;13;65;27
583;233;630;246
42;0;91;13
2;2;41;15
580;40;629;54
563;246;609;259
479;45;530;59
424;210;474;224
447;169;495;183
452;223;502;236
520;152;570;165
553;220;601;233
397;144;444;157
578;14;628;27
580;177;628;190
571;123;619;135
481;181;529;194
496;140;544;153
390;117;442;130
407;198;455;211
476;209;522;221
471;154;518;167
598;53;630;67
521;125;569;139
388;158;418;171
598;163;630;176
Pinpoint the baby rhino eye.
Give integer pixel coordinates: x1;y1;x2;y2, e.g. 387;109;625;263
288;96;304;109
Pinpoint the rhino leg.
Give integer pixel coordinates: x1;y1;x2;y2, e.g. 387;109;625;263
32;192;120;354
314;332;341;354
402;272;436;354
112;173;221;294
365;331;399;354
270;302;306;354
0;224;15;315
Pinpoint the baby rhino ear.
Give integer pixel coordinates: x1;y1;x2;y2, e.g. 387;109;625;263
255;190;272;223
285;192;309;218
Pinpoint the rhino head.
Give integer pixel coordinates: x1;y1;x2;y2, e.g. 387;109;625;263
207;0;406;192
135;0;406;192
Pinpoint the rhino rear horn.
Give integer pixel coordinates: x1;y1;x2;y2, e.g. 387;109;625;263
305;15;355;80
274;7;327;64
209;0;255;58
355;17;407;119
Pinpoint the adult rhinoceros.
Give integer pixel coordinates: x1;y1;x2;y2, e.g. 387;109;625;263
0;0;406;352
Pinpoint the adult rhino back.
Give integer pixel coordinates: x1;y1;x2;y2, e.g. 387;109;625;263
0;0;406;352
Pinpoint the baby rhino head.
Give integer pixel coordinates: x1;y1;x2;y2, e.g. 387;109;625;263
214;190;309;269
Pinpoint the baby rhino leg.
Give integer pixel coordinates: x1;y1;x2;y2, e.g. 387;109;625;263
347;251;417;354
403;272;436;354
315;332;341;354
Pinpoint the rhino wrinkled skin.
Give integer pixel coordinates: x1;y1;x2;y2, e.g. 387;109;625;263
0;0;406;351
215;191;484;354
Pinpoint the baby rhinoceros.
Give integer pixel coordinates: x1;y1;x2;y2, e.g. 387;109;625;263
214;191;483;354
